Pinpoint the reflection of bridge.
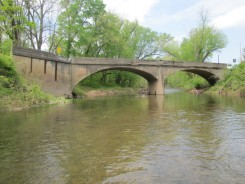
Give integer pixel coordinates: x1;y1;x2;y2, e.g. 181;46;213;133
13;47;226;96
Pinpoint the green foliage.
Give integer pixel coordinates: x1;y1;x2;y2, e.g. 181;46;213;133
56;6;177;88
57;0;105;57
177;26;227;62
0;0;27;44
0;76;11;95
0;82;57;110
240;88;245;97
221;63;245;90
209;63;245;95
0;38;12;54
166;72;209;90
0;53;14;76
134;26;176;59
171;13;227;62
78;70;146;89
0;38;58;110
187;26;227;62
0;70;58;110
164;13;227;90
0;39;19;81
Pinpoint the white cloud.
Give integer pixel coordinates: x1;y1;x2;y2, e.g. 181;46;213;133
102;0;245;63
103;0;159;22
103;0;245;28
212;6;245;29
147;0;245;29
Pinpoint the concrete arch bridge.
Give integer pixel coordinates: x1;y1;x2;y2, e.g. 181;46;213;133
13;47;227;96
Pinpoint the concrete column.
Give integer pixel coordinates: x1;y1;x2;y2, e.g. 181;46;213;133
148;79;164;95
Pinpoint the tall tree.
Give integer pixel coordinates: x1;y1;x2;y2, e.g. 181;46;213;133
180;12;227;62
242;48;245;62
0;0;26;45
23;0;58;50
57;0;105;57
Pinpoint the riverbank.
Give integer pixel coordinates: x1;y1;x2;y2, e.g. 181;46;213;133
0;84;69;112
0;84;144;112
188;87;244;97
169;62;245;97
206;62;245;97
0;42;69;112
1;85;244;112
73;86;146;98
206;87;245;97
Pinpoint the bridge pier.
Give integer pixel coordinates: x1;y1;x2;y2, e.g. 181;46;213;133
148;79;164;95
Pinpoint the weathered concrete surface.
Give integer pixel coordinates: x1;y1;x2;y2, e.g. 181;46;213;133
12;46;227;96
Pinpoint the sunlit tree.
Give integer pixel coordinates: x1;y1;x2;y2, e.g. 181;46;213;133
57;0;105;57
0;0;27;45
180;12;227;62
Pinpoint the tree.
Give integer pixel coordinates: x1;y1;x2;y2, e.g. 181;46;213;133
0;0;26;45
179;12;227;62
242;48;245;62
57;0;105;57
95;12;125;58
134;26;161;59
23;0;58;50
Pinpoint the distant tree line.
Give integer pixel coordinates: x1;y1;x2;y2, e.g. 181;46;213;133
0;0;228;88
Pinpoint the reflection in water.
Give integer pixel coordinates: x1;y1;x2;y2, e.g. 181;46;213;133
0;93;245;183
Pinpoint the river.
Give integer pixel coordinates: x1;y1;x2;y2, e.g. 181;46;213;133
0;91;245;184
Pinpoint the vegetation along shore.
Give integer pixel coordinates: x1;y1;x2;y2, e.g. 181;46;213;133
0;0;244;111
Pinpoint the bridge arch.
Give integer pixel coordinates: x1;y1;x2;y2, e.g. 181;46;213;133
182;69;220;85
72;66;160;94
165;68;221;86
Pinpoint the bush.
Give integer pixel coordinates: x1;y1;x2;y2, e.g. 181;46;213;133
0;39;12;54
208;63;245;95
165;72;209;90
240;88;245;97
0;39;58;110
78;70;145;88
0;40;20;82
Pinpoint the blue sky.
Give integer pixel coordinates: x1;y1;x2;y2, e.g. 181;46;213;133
103;0;245;64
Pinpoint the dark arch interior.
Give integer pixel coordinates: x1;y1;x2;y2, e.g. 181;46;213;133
182;69;219;85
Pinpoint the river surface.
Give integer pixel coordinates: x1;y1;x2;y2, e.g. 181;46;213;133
0;92;245;184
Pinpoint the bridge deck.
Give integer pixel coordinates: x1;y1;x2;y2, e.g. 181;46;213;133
13;46;227;70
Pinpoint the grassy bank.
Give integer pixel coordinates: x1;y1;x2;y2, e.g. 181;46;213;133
207;62;245;97
0;81;66;111
0;41;67;111
73;85;145;97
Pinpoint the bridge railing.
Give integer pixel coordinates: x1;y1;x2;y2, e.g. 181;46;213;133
13;46;227;69
13;46;68;63
72;58;227;69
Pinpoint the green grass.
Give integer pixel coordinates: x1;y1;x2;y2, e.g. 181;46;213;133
0;40;67;111
208;62;245;96
73;85;141;97
0;78;65;111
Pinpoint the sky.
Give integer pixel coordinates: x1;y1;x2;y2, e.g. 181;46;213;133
103;0;245;64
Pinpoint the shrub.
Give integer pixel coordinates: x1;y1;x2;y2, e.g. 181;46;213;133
165;72;209;90
240;88;245;97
